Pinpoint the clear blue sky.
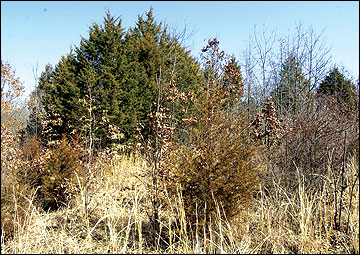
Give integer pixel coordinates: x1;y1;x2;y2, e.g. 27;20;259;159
1;1;359;99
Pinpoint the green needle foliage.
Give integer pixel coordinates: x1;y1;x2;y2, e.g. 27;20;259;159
318;67;357;107
33;9;201;150
271;54;309;118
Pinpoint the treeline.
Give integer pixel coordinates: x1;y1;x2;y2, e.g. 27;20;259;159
26;9;202;150
24;10;358;151
1;8;359;244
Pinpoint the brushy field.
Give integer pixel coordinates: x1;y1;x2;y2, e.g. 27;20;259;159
1;152;358;254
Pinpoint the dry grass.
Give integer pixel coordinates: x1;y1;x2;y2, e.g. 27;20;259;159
1;152;358;254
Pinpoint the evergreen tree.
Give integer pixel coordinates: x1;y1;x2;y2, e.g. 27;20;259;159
38;54;84;144
34;9;201;150
74;11;127;147
317;67;357;106
121;8;166;142
120;8;202;144
271;54;309;117
26;77;47;143
37;12;127;149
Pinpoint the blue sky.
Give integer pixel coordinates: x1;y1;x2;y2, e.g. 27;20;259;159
1;1;359;99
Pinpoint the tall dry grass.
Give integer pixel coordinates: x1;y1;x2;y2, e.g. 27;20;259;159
1;152;358;254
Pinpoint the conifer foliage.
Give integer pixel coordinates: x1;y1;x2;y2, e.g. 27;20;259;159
35;9;201;150
271;54;309;118
317;67;357;106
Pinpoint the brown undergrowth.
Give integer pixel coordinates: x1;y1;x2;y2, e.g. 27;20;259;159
1;150;358;254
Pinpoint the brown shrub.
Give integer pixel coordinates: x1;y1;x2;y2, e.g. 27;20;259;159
268;95;359;192
1;127;35;241
166;115;261;230
39;135;85;210
164;38;261;231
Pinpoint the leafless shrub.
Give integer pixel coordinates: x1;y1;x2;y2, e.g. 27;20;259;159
268;94;358;193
